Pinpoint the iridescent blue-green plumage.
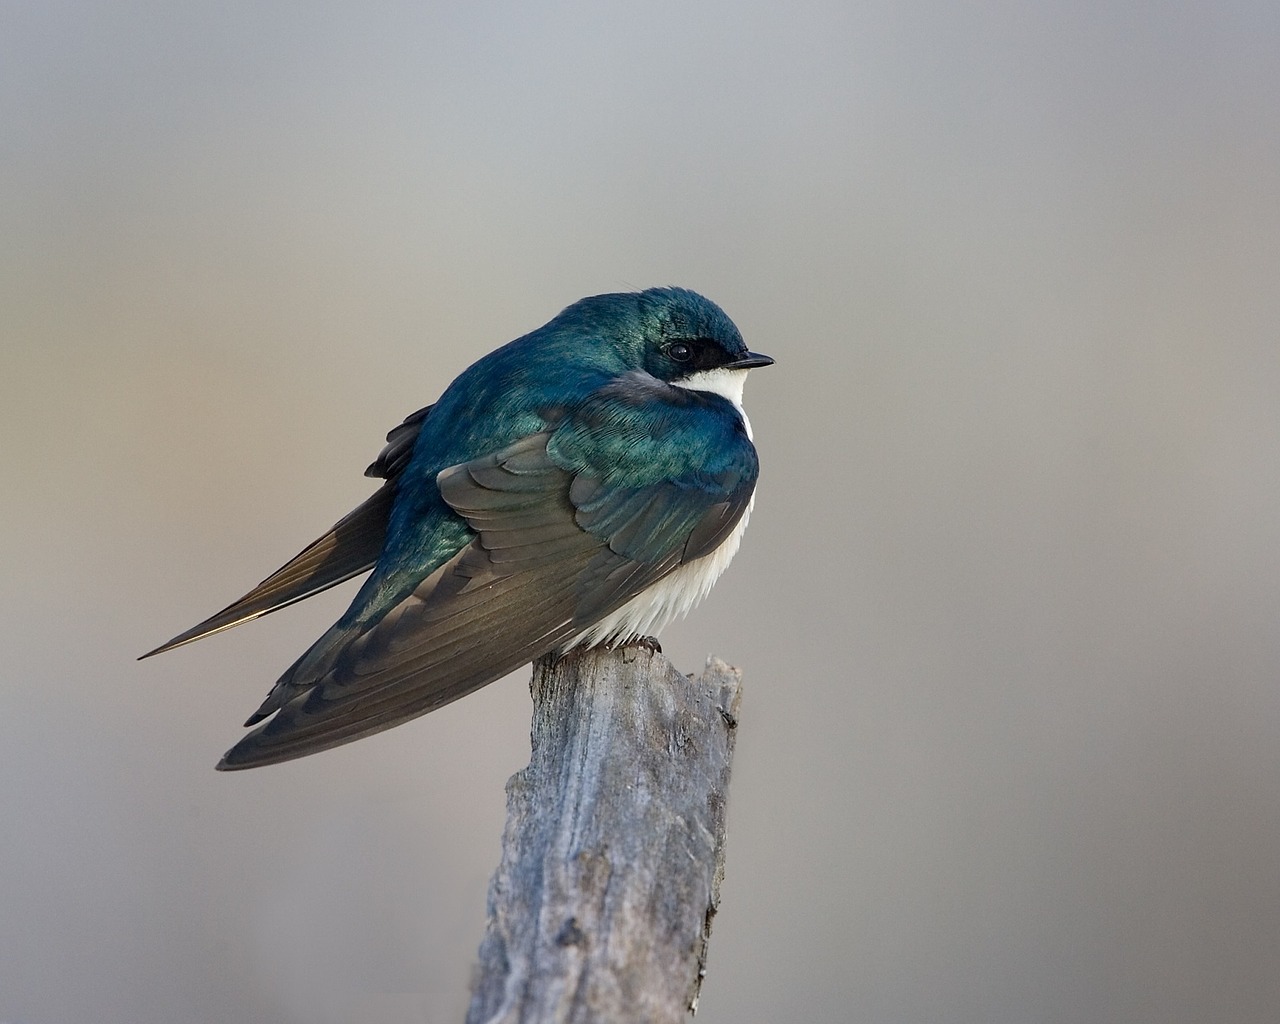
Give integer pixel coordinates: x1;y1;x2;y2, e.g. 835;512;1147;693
142;288;771;769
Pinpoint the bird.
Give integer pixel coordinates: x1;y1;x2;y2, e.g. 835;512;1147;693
141;287;773;770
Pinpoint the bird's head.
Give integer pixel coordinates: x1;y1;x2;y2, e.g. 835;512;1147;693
552;287;774;394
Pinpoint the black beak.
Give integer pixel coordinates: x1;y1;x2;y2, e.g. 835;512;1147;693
725;351;775;370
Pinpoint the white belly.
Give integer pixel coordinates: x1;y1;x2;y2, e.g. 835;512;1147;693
565;487;755;649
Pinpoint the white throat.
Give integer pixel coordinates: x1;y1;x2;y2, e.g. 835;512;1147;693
671;367;753;439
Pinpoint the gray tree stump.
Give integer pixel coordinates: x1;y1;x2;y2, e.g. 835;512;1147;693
466;646;743;1024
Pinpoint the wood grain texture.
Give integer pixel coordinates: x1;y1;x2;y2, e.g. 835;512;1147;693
467;647;743;1024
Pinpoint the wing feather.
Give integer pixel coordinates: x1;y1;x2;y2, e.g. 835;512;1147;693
139;485;395;658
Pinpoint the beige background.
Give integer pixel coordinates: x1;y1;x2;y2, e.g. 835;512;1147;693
4;3;1279;1022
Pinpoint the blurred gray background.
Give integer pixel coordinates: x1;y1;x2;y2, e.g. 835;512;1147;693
3;2;1279;1022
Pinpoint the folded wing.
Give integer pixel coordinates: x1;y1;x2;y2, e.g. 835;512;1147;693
218;377;758;768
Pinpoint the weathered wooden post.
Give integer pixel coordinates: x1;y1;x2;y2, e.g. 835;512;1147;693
466;647;743;1024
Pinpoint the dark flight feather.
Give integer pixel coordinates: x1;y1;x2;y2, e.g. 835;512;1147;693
139;405;434;659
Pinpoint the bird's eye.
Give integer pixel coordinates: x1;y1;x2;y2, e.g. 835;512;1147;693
668;342;693;362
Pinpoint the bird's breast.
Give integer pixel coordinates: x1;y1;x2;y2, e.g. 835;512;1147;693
671;368;753;440
564;364;759;649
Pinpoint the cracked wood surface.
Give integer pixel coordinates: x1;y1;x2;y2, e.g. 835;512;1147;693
466;647;742;1024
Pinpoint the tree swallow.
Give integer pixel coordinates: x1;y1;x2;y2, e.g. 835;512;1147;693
143;288;772;769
